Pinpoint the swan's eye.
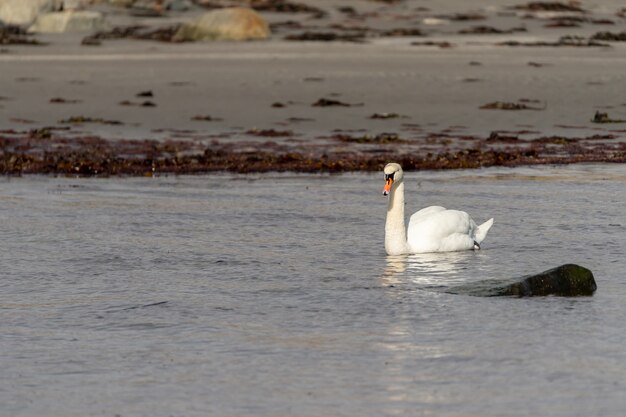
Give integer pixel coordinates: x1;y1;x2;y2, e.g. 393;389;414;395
385;173;394;181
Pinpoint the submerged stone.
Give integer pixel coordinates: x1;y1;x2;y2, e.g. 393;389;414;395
448;264;596;297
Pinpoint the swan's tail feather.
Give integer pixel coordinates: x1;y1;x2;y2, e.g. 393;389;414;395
474;218;494;244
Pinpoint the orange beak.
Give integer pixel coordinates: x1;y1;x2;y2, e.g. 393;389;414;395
383;178;393;196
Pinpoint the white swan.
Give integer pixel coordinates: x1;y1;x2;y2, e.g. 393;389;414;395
382;163;494;255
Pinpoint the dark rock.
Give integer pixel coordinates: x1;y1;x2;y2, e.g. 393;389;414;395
448;264;597;297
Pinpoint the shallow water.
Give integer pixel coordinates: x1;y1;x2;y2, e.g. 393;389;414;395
1;164;625;417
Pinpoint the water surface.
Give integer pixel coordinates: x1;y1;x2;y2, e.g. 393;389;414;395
1;164;625;417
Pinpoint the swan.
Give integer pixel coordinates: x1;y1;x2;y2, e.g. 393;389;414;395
382;162;494;255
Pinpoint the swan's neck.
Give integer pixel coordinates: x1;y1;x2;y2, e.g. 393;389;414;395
385;181;409;255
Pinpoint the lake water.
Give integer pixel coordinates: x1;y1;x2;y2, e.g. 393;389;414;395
1;164;625;417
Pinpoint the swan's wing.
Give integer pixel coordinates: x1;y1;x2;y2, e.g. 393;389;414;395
407;209;476;251
409;206;447;223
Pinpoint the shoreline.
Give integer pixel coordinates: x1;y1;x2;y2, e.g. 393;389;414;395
2;129;624;175
2;1;625;175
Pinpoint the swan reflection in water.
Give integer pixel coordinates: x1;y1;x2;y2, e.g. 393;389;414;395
382;251;481;289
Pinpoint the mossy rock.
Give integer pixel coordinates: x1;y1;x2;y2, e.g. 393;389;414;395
448;264;596;297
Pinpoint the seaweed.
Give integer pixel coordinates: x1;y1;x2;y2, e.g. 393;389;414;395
480;101;545;110
590;31;626;41
59;116;123;125
592;111;626;124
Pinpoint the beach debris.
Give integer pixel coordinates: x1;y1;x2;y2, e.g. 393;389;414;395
245;128;293;137
119;100;157;107
303;77;324;82
544;16;584;28
82;24;183;44
312;98;359;107
331;132;407;144
591;111;626;123
49;97;82;104
174;8;271;42
59;116;123;125
468;61;482;66
486;131;520;143
447;264;596;297
285;31;365;42
480;101;545;110
271;102;286;108
369;113;405;120
528;61;550;67
191;115;223;121
411;41;453;48
136;90;154;97
286;117;314;123
0;24;43;45
378;28;425;37
459;25;526;34
512;2;586;12
499;36;609;47
436;13;486;21
195;0;326;17
590;31;626;42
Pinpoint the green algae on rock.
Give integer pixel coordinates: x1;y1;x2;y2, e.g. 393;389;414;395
447;264;597;297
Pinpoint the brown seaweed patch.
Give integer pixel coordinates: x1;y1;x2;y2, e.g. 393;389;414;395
437;13;486;21
1;134;624;176
459;26;526;34
50;97;82;104
0;24;44;45
191;115;223;122
246;128;294;137
411;41;453;48
592;111;626;124
119;100;157;107
369;113;406;120
331;133;407;144
590;31;626;41
379;28;425;37
285;32;365;42
82;24;184;44
499;36;609;47
59;116;123;125
512;2;585;12
313;98;360;107
246;0;326;17
480;101;545;110
528;61;551;67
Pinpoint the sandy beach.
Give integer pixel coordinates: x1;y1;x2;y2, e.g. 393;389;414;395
1;0;625;173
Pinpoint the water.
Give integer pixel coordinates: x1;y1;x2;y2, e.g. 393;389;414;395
1;164;625;417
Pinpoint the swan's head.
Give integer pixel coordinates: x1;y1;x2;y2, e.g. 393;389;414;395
383;163;403;196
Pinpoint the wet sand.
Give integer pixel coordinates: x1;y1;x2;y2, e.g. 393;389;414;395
1;0;625;174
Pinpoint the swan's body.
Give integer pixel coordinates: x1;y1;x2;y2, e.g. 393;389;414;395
383;163;494;255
